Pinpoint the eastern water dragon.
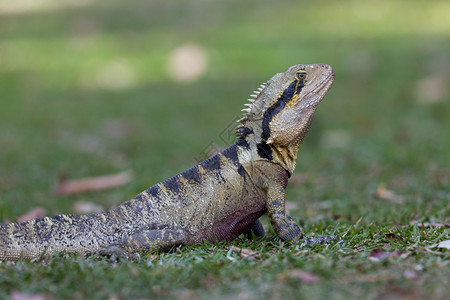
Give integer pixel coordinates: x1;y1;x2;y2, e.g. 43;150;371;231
0;64;335;261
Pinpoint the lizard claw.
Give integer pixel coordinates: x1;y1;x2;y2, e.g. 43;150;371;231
302;235;340;245
99;245;136;262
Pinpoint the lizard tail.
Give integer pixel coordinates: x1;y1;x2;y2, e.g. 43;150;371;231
0;213;107;261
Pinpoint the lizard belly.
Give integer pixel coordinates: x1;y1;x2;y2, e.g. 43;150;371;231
192;203;267;243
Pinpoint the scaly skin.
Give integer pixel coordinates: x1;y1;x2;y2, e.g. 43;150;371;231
0;64;335;261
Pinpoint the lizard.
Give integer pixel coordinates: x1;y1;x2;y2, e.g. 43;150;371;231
0;64;335;261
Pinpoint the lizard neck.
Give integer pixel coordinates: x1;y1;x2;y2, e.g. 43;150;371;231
235;127;300;176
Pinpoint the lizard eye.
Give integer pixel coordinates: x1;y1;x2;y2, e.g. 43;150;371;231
296;70;307;81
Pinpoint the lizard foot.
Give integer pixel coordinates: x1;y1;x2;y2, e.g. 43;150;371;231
99;246;141;262
302;235;340;245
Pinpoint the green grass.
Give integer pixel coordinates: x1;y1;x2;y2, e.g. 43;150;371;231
0;0;449;299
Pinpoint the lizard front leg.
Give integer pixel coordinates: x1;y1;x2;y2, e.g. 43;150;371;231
266;184;303;242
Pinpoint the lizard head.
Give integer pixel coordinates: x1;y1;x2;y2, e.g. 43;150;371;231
236;64;335;173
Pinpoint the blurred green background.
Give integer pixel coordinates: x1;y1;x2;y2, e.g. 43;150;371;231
1;0;448;214
0;0;450;211
0;0;448;298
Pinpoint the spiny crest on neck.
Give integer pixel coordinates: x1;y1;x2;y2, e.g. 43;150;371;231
235;70;292;147
235;81;267;136
234;69;282;144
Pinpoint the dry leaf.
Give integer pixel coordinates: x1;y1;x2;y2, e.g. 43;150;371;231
332;213;342;220
437;240;450;250
16;207;46;223
321;129;351;149
369;249;402;261
430;169;449;185
200;273;216;286
430;240;450;250
383;233;397;240
289;173;308;186
380;232;406;242
373;184;404;203
279;269;320;284
294;249;310;256
416;74;446;104
167;43;208;82
228;246;261;259
94;60;136;91
338;272;397;284
285;201;298;213
53;170;132;196
102;119;133;139
11;291;49;300
403;270;419;280
408;220;449;228
369;249;387;261
146;254;158;262
73;201;103;214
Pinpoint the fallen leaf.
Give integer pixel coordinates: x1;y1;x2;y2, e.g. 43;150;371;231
378;232;406;242
146;254;158;262
53;170;132;196
294;249;310;256
430;169;449;185
429;240;450;250
373;183;404;203
95;60;136;91
321;129;351;149
16;207;46;223
339;272;396;284
200;273;216;286
11;291;49;300
407;220;449;228
332;213;342;220
167;43;208;82
403;270;419;280
285;201;298;213
73;201;104;214
369;249;402;262
228;246;261;260
408;245;445;255
289;173;308;186
369;249;387;261
382;233;397;240
102;119;133;139
389;250;402;258
279;269;320;284
415;74;446;104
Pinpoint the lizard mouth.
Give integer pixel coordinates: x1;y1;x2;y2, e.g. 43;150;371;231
298;70;335;110
313;70;335;96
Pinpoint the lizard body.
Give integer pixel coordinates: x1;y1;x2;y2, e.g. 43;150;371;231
0;64;335;261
